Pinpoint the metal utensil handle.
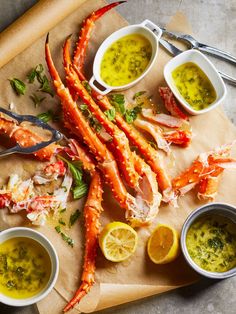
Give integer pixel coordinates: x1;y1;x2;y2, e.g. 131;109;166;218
198;44;236;64
218;70;236;86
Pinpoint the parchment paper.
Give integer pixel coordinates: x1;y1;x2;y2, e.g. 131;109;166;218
0;1;236;313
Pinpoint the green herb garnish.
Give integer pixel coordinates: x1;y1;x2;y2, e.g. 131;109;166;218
79;104;102;133
133;91;146;100
58;218;66;226
61;232;74;247
30;93;46;107
59;208;66;214
39;75;54;97
69;209;81;227
72;183;88;200
37;110;54;123
9;78;26;95
82;81;92;94
104;107;116;121
125;105;142;124
55;225;61;233
58;156;88;200
27;64;44;83
109;94;126;115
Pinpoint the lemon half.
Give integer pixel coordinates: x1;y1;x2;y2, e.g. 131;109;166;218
147;224;180;264
99;222;138;262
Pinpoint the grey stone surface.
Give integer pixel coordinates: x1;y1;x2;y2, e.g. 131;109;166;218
0;0;236;314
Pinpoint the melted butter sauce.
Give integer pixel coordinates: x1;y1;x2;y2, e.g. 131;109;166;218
0;237;51;299
186;215;236;272
172;62;216;111
100;33;152;87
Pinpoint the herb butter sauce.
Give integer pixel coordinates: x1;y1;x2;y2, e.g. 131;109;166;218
172;62;216;111
0;237;51;299
100;33;152;87
186;215;236;272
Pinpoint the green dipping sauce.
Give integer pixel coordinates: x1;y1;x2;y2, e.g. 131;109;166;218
172;62;217;111
100;33;152;87
186;214;236;272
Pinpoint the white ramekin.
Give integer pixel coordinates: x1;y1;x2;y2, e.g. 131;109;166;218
0;227;59;306
181;203;236;279
89;19;162;95
164;49;227;115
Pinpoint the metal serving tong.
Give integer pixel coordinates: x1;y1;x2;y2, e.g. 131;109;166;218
0;107;63;158
157;28;236;86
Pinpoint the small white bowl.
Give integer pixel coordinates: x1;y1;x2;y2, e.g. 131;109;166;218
89;19;162;95
0;227;59;307
164;49;227;115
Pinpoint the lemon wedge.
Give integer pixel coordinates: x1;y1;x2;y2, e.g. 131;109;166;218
147;224;180;264
99;221;138;262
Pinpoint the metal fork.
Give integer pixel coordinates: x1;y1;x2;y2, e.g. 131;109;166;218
0;107;63;158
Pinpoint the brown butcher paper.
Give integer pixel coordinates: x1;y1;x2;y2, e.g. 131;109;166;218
0;0;235;313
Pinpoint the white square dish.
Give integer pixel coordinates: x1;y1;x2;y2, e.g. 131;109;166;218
164;49;227;115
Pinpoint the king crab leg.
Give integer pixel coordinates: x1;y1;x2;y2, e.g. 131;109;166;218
73;1;126;72
0;113;58;160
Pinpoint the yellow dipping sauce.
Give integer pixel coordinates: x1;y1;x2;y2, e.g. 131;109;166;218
0;237;51;299
186;215;236;272
100;33;152;86
172;62;217;111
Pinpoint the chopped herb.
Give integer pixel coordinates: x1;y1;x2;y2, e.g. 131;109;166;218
59;156;83;186
39;75;54;97
55;225;61;233
82;81;92;94
9;78;26;95
72;183;88;199
133;91;146;100
37;110;54;123
69;209;81;227
104;107;116;121
59;208;66;214
58;218;66;226
79;104;88;111
28;64;54;97
208;237;224;251
58;156;88;200
61;232;74;247
79;104;102;133
125;105;142;124
27;64;44;83
109;94;126;115
30;93;46;107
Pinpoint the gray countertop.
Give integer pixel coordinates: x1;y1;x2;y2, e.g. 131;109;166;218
0;0;236;314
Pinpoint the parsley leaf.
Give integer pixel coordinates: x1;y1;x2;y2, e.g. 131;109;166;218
58;218;66;226
104;107;116;121
37;110;54;123
27;64;44;83
133;91;146;100
72;183;88;200
82;81;92;94
125;105;142;124
9;78;26;95
55;225;61;233
30;93;45;107
61;232;74;247
79;104;102;133
109;94;126;116
39;75;54;97
69;209;81;227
